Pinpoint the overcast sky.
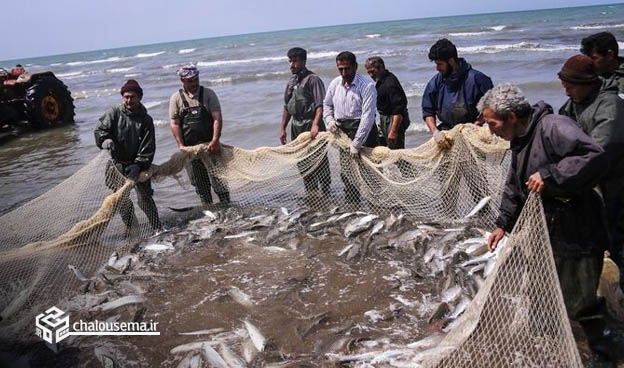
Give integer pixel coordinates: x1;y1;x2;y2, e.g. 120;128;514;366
1;0;618;61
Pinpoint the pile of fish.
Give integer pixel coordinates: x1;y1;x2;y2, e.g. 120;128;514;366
57;200;506;367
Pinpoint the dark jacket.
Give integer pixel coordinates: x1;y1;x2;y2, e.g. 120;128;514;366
422;58;493;129
496;102;607;256
94;104;155;170
376;71;409;122
559;82;624;195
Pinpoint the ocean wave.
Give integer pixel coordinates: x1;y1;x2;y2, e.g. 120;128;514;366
196;51;337;68
66;56;123;66
365;34;381;38
488;25;506;31
162;63;180;69
56;71;84;78
50;62;63;66
458;42;576;54
124;73;141;77
107;67;134;73
404;83;427;98
407;123;431;133
144;100;168;109
207;77;234;85
153;119;169;127
620;42;624;50
135;51;166;58
178;48;196;54
307;51;338;59
570;23;624;30
448;31;488;37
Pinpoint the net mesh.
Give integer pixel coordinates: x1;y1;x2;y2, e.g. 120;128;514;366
0;124;581;366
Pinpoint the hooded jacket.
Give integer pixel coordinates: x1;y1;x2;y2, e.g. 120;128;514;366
496;102;607;256
559;82;624;196
94;104;155;170
422;58;493;129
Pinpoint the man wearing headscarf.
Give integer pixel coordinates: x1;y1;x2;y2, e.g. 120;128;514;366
95;79;161;233
169;65;230;205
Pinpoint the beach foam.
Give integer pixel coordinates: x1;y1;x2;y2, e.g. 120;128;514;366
178;48;196;54
135;51;166;58
366;34;381;38
56;71;84;78
449;31;488;37
570;23;624;30
107;67;134;73
66;56;123;66
143;100;168;109
458;42;576;54
488;25;507;31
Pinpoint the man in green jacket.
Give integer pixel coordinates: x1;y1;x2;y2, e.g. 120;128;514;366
94;79;161;232
581;32;624;93
558;55;624;289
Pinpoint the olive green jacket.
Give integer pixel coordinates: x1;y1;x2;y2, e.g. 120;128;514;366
559;83;624;194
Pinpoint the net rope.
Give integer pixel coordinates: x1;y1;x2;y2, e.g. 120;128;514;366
0;124;581;366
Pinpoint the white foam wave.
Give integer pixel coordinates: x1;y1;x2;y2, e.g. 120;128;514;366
135;51;166;58
144;100;167;109
107;67;134;73
178;48;196;54
365;34;381;38
619;42;624;50
458;42;576;54
124;73;141;77
56;71;83;77
66;56;123;66
571;23;624;30
449;31;488;37
198;56;284;67
488;25;507;31
404;83;427;98
254;71;287;78
50;62;63;66
207;77;233;85
153;119;169;127
407;123;431;133
162;63;180;69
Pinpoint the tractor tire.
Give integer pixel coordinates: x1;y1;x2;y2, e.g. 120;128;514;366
25;76;75;129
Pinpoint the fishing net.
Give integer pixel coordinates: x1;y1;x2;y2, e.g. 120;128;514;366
0;124;582;366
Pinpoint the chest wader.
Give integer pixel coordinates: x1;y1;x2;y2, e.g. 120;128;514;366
335;119;378;204
179;88;230;204
286;76;331;195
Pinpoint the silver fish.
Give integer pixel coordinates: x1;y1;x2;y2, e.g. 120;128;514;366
370;220;385;236
219;343;247;368
201;344;229;368
465;196;491;218
203;210;217;221
344;215;377;237
68;265;91;282
460;251;495;268
241;338;258;363
98;295;143;312
171;341;218;354
467;263;485;276
338;244;354;257
280;207;289;216
227;287;254;308
441;285;462;304
465;241;489;257
224;231;257;239
484;257;497;277
243;320;267;352
1;288;30;320
107;252;119;267
94;346;117;368
448;296;471;320
178;328;225;336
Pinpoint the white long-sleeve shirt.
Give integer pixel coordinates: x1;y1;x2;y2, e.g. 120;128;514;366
323;72;377;149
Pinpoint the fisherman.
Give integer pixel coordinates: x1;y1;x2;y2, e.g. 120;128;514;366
364;56;410;149
169;65;230;205
422;39;494;217
558;54;624;290
483;84;614;359
324;51;378;204
422;38;493;148
94;79;161;232
279;47;331;194
580;31;624;93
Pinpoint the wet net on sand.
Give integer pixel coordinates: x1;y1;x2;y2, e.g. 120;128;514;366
0;124;582;366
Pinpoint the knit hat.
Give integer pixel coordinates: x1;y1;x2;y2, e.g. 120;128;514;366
558;55;598;84
120;79;143;97
177;65;199;80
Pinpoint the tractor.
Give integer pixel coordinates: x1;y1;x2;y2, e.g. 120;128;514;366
0;65;74;136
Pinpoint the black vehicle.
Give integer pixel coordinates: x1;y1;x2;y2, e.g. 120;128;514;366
0;65;74;141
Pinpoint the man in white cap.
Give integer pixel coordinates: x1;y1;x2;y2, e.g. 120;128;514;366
169;65;230;205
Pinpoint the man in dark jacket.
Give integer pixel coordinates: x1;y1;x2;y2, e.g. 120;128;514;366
94;79;161;232
482;84;612;358
422;38;493;148
581;31;624;93
279;47;331;195
364;56;410;149
169;65;230;205
558;54;624;289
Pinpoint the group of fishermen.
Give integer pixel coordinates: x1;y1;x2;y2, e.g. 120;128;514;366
93;30;624;360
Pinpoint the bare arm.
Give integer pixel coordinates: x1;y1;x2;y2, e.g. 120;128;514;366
169;118;185;148
207;110;223;153
280;108;291;145
310;106;323;140
388;114;403;144
425;116;437;134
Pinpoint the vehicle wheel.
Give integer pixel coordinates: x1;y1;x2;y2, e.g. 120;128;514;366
25;76;75;129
